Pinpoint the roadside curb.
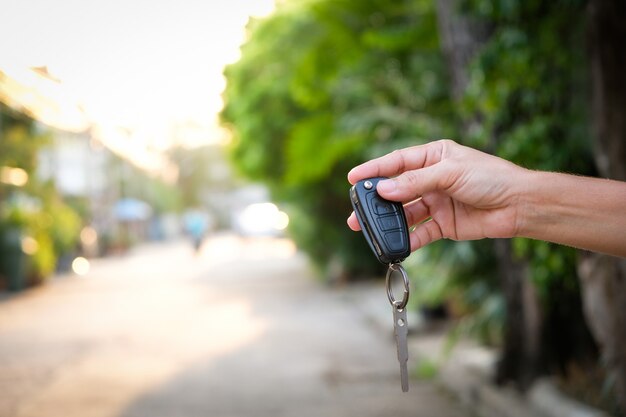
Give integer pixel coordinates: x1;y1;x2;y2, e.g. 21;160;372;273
345;282;611;417
430;337;611;417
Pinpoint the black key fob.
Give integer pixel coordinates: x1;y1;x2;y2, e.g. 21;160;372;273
350;177;410;264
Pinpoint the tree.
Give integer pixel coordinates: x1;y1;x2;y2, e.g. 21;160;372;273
581;0;626;410
0;103;81;287
222;0;450;278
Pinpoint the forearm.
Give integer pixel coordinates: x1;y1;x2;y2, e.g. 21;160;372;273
517;171;626;258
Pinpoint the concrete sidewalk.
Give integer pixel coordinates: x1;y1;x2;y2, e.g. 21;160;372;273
0;236;468;417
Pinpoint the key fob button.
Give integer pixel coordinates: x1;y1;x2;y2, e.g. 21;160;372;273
377;215;400;231
385;231;406;252
368;193;397;215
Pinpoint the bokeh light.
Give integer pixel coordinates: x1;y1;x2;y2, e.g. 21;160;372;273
71;257;91;276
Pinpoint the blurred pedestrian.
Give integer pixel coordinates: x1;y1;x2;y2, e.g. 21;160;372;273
183;209;209;253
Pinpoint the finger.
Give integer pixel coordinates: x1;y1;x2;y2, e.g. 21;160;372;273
347;140;449;185
409;219;444;251
403;198;430;227
347;211;361;231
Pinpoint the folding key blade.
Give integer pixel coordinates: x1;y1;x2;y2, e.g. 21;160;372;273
392;306;409;392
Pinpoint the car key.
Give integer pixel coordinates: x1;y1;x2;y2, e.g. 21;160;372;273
393;305;409;392
350;177;412;392
349;177;410;264
387;262;411;392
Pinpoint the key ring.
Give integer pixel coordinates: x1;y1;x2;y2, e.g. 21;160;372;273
386;263;410;310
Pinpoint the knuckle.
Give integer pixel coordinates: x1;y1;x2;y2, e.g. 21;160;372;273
394;171;423;200
437;139;462;160
438;138;455;146
390;149;407;174
437;159;460;191
437;139;457;151
402;170;421;188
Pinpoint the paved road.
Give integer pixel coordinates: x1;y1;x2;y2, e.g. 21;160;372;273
0;234;468;417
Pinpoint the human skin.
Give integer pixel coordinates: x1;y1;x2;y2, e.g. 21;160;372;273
347;139;626;258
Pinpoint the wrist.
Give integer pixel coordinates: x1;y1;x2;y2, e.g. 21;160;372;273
514;170;560;240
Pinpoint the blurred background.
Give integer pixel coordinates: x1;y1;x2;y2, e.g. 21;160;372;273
1;0;624;416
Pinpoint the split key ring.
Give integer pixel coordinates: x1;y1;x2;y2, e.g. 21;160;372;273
385;263;410;310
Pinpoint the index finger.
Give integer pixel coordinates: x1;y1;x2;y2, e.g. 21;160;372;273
347;140;448;185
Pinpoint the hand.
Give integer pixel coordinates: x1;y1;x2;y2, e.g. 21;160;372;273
347;140;529;251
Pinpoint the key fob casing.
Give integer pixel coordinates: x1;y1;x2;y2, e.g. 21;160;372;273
350;177;410;264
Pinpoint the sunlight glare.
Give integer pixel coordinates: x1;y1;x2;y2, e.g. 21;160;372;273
0;0;276;167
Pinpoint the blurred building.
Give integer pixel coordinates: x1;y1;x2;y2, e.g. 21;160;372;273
0;66;88;133
0;66;153;254
36;127;121;241
1;66;112;203
37;129;107;197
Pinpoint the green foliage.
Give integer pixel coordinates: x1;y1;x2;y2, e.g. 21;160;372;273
1;198;75;284
453;0;592;334
462;0;591;172
0;104;50;174
27;230;56;282
222;0;451;276
405;238;505;345
43;197;82;257
0;104;82;286
414;357;439;380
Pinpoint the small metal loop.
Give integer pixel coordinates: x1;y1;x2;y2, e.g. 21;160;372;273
386;263;410;310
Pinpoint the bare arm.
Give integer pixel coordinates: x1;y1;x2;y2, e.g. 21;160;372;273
519;171;626;257
347;140;626;258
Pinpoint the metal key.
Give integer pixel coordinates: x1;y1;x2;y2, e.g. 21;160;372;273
386;263;410;392
393;306;409;392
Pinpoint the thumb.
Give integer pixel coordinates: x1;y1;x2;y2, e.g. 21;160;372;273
376;163;451;202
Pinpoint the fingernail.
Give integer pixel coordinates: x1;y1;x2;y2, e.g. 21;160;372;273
377;179;396;193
